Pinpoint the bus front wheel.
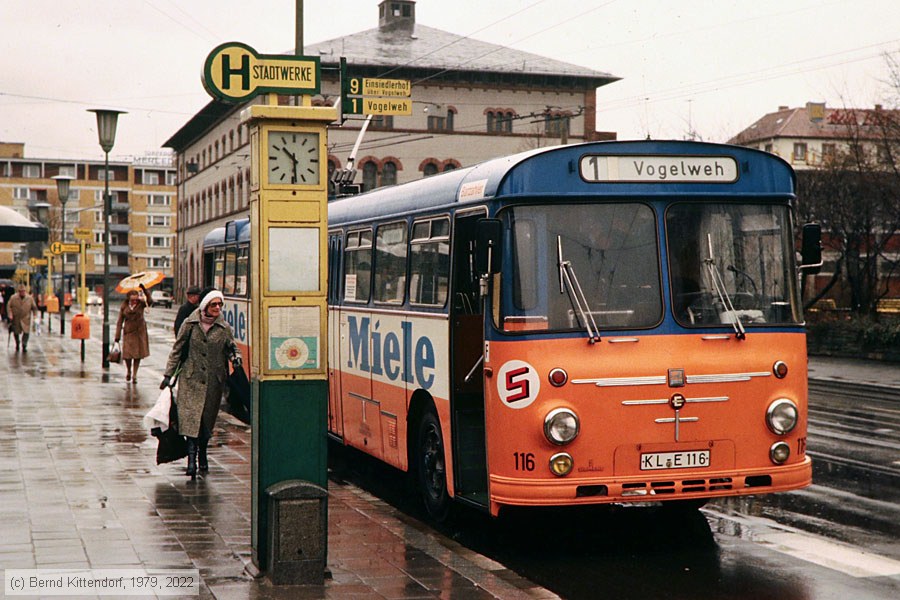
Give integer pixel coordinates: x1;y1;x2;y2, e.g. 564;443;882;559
416;408;451;521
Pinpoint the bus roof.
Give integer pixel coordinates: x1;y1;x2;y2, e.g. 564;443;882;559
327;140;795;227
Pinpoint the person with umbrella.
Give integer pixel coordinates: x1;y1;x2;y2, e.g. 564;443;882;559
115;283;153;383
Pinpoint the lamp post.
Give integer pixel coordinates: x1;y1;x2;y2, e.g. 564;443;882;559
53;175;74;335
88;109;125;369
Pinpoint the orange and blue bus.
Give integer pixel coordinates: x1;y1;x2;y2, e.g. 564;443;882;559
206;140;821;519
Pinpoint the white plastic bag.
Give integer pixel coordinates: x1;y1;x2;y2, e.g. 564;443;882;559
144;387;173;432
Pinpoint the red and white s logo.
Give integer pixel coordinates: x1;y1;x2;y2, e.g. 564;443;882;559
497;360;540;409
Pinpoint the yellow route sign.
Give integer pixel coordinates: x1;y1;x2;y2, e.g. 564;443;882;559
28;258;48;267
50;242;82;255
73;227;92;240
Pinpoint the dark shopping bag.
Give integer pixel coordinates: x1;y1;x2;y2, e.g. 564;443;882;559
151;389;187;464
226;367;251;424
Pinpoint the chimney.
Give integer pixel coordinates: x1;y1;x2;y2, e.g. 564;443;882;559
379;0;416;30
778;106;789;111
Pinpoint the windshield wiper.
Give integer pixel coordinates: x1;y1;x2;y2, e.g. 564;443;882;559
557;235;601;343
703;234;746;340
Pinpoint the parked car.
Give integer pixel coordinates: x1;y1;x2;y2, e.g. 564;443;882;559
86;291;103;307
151;290;174;308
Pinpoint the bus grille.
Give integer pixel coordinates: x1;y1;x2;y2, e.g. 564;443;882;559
619;477;734;497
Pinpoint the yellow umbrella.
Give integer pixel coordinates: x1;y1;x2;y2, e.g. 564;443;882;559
115;271;165;293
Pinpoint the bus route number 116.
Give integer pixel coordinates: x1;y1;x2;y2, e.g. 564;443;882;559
514;452;535;471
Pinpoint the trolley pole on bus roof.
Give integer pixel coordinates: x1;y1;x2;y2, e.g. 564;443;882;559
203;41;333;583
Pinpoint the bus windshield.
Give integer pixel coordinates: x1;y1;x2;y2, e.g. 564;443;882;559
666;202;801;327
500;202;662;333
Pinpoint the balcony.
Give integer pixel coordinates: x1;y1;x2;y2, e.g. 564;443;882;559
109;244;130;255
109;222;130;233
110;264;131;276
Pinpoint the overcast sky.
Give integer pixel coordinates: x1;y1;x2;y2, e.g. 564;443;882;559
2;0;898;162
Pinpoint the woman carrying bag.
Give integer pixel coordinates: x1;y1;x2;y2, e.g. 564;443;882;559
160;289;241;479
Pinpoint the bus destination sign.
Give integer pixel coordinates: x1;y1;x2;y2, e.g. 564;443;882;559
580;155;739;183
203;42;320;103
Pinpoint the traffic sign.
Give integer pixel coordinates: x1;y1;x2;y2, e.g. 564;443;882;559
73;227;92;240
49;242;82;255
28;258;48;267
348;77;411;98
345;97;412;116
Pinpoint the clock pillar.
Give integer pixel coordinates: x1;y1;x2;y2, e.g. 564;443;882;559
242;101;337;575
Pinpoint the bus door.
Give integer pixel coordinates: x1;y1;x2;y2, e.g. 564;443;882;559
327;233;344;440
450;211;489;506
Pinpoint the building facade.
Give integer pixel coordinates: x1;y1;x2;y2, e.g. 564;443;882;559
0;142;177;296
165;0;619;298
731;102;900;307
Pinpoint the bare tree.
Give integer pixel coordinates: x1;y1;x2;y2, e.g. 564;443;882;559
798;102;900;315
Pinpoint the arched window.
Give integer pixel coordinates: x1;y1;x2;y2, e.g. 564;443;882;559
362;162;377;191
423;163;438;177
443;163;457;172
382;161;397;186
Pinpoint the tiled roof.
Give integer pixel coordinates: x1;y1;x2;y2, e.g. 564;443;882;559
730;105;900;144
307;23;618;86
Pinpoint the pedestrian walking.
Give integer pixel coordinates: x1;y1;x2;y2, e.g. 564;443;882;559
7;285;38;352
0;284;13;323
174;285;201;335
160;289;241;479
114;283;153;383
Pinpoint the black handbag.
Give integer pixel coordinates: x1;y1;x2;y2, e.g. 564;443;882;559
226;367;251;424
151;390;187;464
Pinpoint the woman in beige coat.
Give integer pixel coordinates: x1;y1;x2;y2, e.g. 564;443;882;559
160;290;240;479
115;284;152;383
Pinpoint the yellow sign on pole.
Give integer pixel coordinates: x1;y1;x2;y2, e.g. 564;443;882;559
50;242;82;255
73;227;92;240
203;42;320;103
28;258;48;267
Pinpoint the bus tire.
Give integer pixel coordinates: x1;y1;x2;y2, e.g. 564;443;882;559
415;407;451;521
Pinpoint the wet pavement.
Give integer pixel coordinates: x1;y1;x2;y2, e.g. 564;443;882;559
0;309;555;599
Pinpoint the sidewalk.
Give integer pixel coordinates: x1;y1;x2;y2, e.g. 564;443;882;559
0;318;555;599
808;354;900;391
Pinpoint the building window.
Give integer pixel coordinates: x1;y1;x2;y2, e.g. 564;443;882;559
545;114;569;138
369;116;393;130
382;161;398;186
142;171;160;185
23;164;40;178
443;163;457;172
822;143;836;160
487;110;514;133
149;256;171;268
149;194;170;206
13;187;29;200
100;168;115;181
362;162;377;191
423;163;438;177
166;171;176;186
149;236;171;248
793;142;808;162
147;215;171;227
59;166;76;177
427;108;455;132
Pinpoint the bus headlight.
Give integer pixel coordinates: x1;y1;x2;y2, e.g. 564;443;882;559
770;441;791;464
766;398;798;435
549;452;574;476
544;408;579;445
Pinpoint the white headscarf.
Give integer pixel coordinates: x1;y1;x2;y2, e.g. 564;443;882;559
199;290;224;314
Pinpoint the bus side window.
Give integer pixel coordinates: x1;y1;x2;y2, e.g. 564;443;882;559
374;222;408;304
344;229;372;303
235;246;249;296
410;218;450;307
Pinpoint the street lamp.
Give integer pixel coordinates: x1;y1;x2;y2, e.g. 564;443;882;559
53;174;74;335
88;108;125;369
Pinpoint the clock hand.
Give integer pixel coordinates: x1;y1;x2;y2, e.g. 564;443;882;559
282;148;299;183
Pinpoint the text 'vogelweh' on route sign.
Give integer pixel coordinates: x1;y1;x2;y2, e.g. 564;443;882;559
344;77;412;116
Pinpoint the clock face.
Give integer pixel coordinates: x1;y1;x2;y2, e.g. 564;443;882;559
267;130;320;185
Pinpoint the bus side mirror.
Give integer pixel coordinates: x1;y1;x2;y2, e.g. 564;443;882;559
476;218;502;276
800;222;822;274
